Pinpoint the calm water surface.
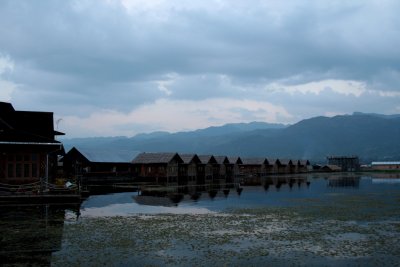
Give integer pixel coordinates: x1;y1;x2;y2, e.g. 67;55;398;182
1;173;399;266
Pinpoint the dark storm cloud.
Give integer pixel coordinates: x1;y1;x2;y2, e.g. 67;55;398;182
0;0;399;136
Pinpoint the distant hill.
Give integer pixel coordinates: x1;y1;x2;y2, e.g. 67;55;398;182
61;115;400;163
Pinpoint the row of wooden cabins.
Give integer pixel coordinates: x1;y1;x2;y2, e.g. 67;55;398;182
0;101;311;189
62;149;311;186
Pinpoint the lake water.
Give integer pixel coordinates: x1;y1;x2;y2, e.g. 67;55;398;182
1;173;400;266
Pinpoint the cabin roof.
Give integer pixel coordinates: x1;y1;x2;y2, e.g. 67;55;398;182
322;164;342;171
197;155;217;164
68;147;138;163
228;156;242;164
214;156;229;164
265;158;277;165
278;159;292;165
132;152;183;164
241;157;266;165
180;154;201;164
0;102;64;142
298;159;311;166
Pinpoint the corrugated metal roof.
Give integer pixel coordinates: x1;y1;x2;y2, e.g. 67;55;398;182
77;148;139;163
371;162;400;165
132;152;182;164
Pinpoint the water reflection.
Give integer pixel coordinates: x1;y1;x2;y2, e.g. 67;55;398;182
328;176;360;188
0;204;80;266
2;173;400;266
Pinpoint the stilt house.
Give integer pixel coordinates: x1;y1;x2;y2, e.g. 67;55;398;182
132;152;183;184
0;102;64;185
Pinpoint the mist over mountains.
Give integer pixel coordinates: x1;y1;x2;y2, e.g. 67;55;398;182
61;113;400;163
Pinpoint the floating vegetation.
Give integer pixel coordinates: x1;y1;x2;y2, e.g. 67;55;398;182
52;197;400;267
3;176;400;266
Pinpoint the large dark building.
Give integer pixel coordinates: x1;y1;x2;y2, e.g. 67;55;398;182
327;156;360;172
0;102;64;184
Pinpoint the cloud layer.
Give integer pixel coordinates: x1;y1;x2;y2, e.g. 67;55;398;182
0;0;399;137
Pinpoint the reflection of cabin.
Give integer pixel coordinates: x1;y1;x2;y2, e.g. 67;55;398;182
63;147;136;184
132;152;183;184
371;162;400;171
1;205;74;265
179;154;201;185
197;155;217;184
0;102;64;184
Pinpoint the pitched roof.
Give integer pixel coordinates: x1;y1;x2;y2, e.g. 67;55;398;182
228;156;242;164
0;102;63;142
68;147;139;163
241;157;267;165
278;159;292;165
214;156;229;164
322;164;342;171
265;158;277;165
180;154;201;164
132;152;183;164
82;149;138;163
298;160;311;166
197;155;217;164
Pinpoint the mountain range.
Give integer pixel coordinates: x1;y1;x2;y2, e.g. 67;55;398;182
60;113;400;163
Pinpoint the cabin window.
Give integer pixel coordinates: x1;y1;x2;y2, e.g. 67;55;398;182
5;153;40;178
15;163;22;177
24;164;30;177
7;163;13;177
32;163;38;178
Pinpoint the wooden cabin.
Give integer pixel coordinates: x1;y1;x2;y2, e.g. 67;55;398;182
214;156;229;185
239;158;268;185
296;160;311;173
276;159;295;174
197;155;217;184
62;147;136;185
227;156;242;183
132;152;183;184
265;158;277;174
0;102;64;185
179;154;201;186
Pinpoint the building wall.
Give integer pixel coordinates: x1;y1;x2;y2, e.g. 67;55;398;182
371;163;400;171
0;146;59;184
327;156;360;171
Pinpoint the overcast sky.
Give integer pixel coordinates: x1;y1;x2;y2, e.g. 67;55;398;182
1;0;399;137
